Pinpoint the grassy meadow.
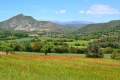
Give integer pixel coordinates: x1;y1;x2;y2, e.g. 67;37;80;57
0;54;120;80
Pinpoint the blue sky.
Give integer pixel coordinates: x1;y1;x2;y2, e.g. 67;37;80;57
0;0;120;22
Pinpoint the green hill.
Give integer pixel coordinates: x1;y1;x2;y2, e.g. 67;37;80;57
77;20;120;34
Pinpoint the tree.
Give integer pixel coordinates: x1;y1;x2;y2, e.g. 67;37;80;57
86;42;104;58
41;42;53;55
14;43;25;51
31;42;42;52
0;42;14;55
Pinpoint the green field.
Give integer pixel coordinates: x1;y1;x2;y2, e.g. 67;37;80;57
0;54;120;80
66;40;89;48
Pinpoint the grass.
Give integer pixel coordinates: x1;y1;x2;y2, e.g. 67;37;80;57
16;52;112;58
0;54;120;80
66;40;90;48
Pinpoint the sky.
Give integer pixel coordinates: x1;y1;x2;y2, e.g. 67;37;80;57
0;0;120;22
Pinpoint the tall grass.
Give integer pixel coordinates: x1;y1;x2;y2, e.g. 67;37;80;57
0;54;120;80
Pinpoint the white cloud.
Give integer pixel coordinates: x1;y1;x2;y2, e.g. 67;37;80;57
56;9;66;14
80;4;120;16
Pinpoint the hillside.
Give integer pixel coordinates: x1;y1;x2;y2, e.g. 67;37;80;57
77;20;120;34
56;21;92;28
0;14;63;33
56;21;92;32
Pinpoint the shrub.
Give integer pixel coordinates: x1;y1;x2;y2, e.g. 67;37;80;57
31;42;42;52
52;46;69;53
75;43;81;46
101;47;113;54
0;42;14;55
111;50;120;59
86;43;104;58
54;42;68;46
69;47;77;53
46;39;53;42
70;47;87;54
76;48;87;54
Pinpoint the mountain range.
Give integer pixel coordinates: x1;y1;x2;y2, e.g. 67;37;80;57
0;14;120;36
0;14;92;33
0;14;63;33
55;21;92;28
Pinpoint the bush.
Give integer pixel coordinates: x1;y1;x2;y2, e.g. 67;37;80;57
31;42;42;52
86;43;104;58
13;43;25;51
101;47;113;54
75;43;81;46
52;46;69;53
76;48;87;54
111;50;120;59
0;42;14;54
70;47;87;54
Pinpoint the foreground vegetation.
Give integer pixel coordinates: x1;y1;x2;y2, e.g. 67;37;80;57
0;54;120;80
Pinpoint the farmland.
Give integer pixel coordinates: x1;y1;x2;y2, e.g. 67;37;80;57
0;54;120;80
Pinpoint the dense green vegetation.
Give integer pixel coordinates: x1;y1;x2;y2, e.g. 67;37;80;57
0;23;120;59
0;37;89;55
0;30;29;40
72;21;120;59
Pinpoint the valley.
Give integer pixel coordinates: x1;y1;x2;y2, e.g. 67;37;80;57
0;14;119;80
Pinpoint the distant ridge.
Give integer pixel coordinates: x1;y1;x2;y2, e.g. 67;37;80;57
54;21;93;28
76;20;120;34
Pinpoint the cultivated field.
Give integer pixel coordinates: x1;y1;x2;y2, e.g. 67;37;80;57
0;54;120;80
